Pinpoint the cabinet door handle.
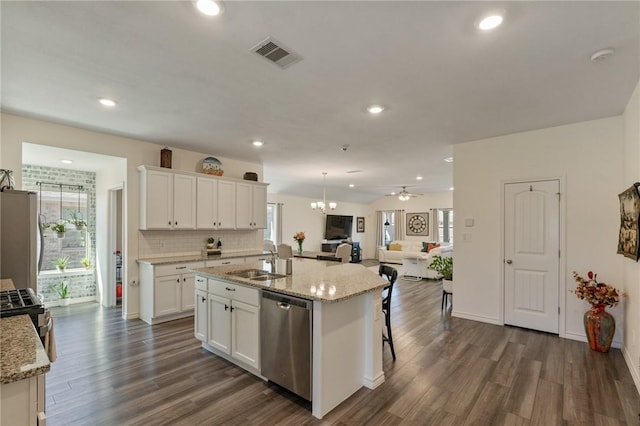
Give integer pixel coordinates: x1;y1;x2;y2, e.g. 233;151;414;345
183;278;186;282
175;221;178;225
200;296;206;302
224;304;229;311
230;305;235;312
168;221;171;225
176;266;187;270
222;261;231;265
225;287;236;292
176;278;180;283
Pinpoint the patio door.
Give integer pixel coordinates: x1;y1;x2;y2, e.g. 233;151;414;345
504;180;560;333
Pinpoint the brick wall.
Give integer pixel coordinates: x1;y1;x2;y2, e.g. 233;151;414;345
22;164;97;304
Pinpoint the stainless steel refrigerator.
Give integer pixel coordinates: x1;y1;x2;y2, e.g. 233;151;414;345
0;190;38;290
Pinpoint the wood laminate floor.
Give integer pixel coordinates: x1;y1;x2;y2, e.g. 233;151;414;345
46;275;640;425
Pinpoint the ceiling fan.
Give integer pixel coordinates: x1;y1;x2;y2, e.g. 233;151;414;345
385;186;422;201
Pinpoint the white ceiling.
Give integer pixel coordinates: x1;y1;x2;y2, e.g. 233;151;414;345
2;1;639;203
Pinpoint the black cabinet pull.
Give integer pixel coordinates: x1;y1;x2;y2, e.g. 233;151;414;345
225;287;235;292
224;304;229;311
176;278;180;283
230;306;235;312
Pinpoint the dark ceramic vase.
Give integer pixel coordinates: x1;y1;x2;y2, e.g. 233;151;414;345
584;304;615;352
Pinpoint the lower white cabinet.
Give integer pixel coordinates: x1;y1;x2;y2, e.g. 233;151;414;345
140;261;203;325
194;276;260;371
0;374;45;426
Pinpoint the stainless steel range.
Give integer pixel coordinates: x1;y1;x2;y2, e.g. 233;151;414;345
0;288;50;341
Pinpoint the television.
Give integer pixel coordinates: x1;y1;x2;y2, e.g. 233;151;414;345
324;215;354;240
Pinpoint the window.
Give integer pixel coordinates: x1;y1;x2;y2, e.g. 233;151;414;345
381;211;395;246
264;203;280;244
437;209;453;243
39;188;89;272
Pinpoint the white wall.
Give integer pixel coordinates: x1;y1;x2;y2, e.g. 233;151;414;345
453;117;625;344
622;79;640;391
1;112;263;318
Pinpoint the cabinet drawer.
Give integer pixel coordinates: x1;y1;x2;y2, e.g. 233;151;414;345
155;261;204;277
205;258;244;267
208;279;259;307
195;275;207;291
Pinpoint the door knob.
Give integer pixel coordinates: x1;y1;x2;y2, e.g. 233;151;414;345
506;259;513;264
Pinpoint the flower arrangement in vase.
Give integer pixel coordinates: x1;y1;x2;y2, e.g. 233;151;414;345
571;271;623;352
293;231;306;254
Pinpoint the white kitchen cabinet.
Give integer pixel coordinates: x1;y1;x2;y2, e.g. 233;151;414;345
196;277;260;370
235;182;267;229
139;166;196;230
197;177;237;230
194;288;208;342
205;257;246;267
0;374;45;426
139;261;204;325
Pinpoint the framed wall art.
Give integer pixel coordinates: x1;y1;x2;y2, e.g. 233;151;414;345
406;212;429;236
617;182;640;261
357;217;365;233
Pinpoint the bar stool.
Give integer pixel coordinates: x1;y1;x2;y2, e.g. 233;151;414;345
379;264;398;361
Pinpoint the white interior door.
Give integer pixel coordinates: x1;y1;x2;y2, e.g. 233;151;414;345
504;180;560;333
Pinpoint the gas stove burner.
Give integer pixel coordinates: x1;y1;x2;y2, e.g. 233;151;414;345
0;288;45;318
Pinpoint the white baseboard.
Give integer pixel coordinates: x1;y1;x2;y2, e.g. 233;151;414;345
452;310;503;326
46;296;96;308
363;372;385;389
622;345;640;394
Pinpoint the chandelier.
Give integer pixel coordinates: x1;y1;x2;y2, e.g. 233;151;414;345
310;172;337;214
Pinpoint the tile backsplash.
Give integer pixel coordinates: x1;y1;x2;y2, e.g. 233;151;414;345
138;229;262;258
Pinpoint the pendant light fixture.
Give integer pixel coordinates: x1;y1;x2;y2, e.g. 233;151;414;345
310;172;337;214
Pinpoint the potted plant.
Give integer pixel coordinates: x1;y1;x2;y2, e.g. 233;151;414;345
428;255;452;280
50;281;70;306
207;237;215;249
53;256;70;272
69;211;87;230
51;222;66;238
81;257;92;270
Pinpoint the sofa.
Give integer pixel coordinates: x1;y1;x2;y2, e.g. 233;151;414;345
378;240;453;279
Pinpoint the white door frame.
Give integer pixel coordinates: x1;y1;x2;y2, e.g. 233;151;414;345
500;176;567;337
106;184;124;308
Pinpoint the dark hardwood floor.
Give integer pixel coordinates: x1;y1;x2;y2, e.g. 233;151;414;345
46;273;640;425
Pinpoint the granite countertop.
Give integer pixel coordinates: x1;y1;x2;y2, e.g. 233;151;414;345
193;258;388;303
0;278;51;384
137;250;269;265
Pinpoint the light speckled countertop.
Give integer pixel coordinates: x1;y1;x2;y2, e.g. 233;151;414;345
137;250;269;265
193;258;388;303
0;278;51;384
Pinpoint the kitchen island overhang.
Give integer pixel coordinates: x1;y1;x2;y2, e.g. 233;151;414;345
192;258;388;419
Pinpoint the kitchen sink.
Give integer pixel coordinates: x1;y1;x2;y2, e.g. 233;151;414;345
250;273;287;281
226;269;269;278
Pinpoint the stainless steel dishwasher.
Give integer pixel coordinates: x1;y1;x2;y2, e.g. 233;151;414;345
260;290;312;401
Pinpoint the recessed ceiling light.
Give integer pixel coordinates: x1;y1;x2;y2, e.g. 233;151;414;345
416;176;423;181
444;157;454;163
349;184;355;188
60;159;73;164
252;140;264;147
367;105;384;114
476;14;504;31
98;98;117;107
449;187;455;191
195;0;223;16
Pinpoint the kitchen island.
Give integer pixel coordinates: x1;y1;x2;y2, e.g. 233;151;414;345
0;278;50;425
192;258;388;419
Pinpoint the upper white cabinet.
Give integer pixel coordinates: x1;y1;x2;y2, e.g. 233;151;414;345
236;182;267;229
139;166;196;230
140;165;267;231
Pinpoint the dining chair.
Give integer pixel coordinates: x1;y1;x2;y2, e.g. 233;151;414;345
379;264;398;361
335;243;352;263
277;243;293;259
263;240;276;253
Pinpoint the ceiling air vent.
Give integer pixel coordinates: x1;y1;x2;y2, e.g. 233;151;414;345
251;37;302;69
